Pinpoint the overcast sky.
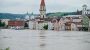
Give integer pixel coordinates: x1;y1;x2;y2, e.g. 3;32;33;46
0;0;90;14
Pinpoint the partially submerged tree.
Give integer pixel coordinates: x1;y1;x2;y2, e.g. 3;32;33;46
82;16;89;31
43;24;48;30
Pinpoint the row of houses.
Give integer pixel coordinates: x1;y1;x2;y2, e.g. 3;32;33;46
0;14;90;31
28;15;90;31
3;14;89;31
1;12;90;31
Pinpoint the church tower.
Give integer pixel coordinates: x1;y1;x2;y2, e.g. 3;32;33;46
82;4;87;15
39;0;46;18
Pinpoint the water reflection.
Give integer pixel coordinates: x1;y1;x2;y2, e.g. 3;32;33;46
39;30;46;50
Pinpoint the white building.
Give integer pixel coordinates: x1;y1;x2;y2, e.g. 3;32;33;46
82;4;90;15
59;18;65;31
29;21;35;29
48;22;53;30
71;23;77;31
37;21;48;30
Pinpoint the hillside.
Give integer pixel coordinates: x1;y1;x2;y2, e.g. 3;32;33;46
0;13;25;19
0;11;80;19
46;12;80;17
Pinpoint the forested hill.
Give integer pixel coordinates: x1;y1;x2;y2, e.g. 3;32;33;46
0;11;81;19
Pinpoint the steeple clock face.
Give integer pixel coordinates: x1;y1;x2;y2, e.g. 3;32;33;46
41;6;46;11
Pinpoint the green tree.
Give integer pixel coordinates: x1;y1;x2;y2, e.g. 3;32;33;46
82;16;89;27
82;16;89;31
43;24;48;30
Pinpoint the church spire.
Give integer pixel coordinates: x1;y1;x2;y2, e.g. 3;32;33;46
40;0;45;6
40;0;46;18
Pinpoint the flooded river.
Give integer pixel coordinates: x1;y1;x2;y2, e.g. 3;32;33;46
0;29;90;50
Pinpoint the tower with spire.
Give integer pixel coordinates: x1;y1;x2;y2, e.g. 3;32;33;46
82;4;87;15
39;0;46;18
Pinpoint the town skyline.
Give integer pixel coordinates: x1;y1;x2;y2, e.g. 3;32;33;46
0;0;90;14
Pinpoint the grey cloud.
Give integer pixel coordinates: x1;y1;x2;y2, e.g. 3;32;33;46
0;0;90;14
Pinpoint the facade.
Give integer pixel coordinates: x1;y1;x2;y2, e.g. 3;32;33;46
8;20;25;29
63;15;83;31
64;17;72;31
59;18;65;31
35;18;50;30
25;12;36;29
52;18;59;31
29;21;34;29
28;19;36;30
37;21;48;30
71;23;77;31
48;22;53;30
51;18;65;31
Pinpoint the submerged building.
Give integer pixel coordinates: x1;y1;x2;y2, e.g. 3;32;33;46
7;0;90;31
27;1;90;31
8;20;25;29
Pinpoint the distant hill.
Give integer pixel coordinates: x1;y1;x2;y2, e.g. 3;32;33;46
0;11;81;19
0;13;39;19
0;13;25;19
46;11;81;17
